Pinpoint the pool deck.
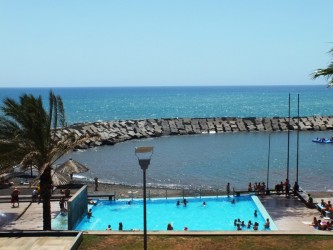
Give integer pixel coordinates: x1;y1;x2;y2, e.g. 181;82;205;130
0;201;82;250
0;194;332;249
258;195;328;231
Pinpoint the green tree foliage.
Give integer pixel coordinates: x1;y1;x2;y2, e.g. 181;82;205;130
312;48;333;87
0;90;87;230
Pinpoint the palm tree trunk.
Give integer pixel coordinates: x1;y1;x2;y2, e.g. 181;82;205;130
40;166;52;230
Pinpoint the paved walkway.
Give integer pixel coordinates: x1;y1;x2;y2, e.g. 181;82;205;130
0;236;77;250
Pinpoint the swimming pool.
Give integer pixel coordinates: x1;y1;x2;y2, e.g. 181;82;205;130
71;195;277;231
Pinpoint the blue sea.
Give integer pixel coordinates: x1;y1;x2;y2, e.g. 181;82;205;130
1;85;333;191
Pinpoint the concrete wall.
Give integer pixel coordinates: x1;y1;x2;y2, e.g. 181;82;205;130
68;185;87;230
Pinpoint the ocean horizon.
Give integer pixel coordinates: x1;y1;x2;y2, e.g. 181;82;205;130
1;85;332;124
1;85;333;191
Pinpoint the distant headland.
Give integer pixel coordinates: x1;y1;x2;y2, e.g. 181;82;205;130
57;116;333;150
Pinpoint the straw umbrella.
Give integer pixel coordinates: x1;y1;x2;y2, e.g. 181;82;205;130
56;158;89;179
51;169;71;186
31;168;71;187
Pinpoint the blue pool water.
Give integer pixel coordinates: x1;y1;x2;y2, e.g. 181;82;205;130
72;195;277;231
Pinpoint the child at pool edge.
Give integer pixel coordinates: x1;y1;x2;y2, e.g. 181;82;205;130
106;225;111;230
167;223;173;230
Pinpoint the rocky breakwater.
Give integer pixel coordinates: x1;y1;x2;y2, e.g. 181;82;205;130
58;116;333;149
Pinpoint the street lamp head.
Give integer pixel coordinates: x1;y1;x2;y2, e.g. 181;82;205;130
135;147;154;170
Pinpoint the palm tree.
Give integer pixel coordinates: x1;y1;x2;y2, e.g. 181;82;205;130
0;90;87;230
312;48;333;87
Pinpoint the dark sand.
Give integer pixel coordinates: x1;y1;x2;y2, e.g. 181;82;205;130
1;176;332;200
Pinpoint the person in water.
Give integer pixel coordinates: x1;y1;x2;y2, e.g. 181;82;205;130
247;220;252;229
167;223;173;230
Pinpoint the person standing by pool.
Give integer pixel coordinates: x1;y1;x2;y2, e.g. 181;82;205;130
293;181;299;195
254;210;257;217
31;189;38;202
59;197;67;215
285;179;290;198
119;222;123;231
226;183;230;197
248;182;252;192
264;218;270;229
11;187;20;208
306;193;314;207
94;177;99;191
87;208;93;219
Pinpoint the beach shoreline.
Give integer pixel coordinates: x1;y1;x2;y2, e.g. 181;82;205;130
2;177;331;200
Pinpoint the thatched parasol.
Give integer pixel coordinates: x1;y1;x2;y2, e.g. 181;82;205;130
56;158;89;178
51;169;71;186
31;167;71;187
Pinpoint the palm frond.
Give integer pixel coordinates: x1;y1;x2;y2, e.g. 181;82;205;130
56;96;66;127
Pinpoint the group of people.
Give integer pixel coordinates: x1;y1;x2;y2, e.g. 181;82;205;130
319;199;332;216
233;210;270;231
226;179;301;198
248;182;266;195
312;216;333;230
233;218;269;231
234;218;253;230
274;179;300;197
176;198;188;207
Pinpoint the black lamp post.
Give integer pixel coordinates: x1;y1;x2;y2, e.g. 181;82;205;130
135;146;153;250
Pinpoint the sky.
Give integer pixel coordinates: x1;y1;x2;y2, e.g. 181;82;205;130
0;0;332;88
